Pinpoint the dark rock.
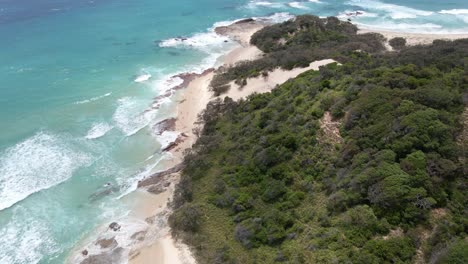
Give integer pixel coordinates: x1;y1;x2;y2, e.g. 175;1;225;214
167;51;180;56
82;250;88;256
153;118;177;135
145;216;155;224
96;237;117;249
137;163;184;188
147;185;165;195
131;231;147;241
162;134;186;152
89;185;120;202
80;247;124;264
234;18;255;24
109;222;121;232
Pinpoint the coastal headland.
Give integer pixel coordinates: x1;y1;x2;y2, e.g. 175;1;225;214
73;16;468;264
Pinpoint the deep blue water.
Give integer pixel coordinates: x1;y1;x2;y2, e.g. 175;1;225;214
0;0;467;263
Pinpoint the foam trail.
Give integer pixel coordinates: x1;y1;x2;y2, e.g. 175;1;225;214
439;9;468;15
74;92;111;105
254;12;295;23
134;73;151;83
113;97;155;136
346;0;433;19
152;75;184;94
116;152;172;199
246;1;284;9
0;132;92;211
288;2;309;10
85;123;114;139
159;32;231;52
439;9;468;23
338;10;378;19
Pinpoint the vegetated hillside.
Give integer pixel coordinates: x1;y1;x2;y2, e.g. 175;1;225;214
170;16;468;264
210;15;385;96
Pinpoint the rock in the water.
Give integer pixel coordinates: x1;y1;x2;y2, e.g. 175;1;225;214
96;237;118;249
234;18;255;24
109;222;121;232
162;134;186;152
137;163;184;188
131;231;147;241
80;247;124;264
153;118;177;135
145;216;156;224
82;250;88;256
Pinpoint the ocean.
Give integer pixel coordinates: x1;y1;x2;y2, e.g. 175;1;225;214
0;0;467;263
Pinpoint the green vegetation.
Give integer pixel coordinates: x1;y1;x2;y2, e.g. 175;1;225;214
170;15;468;264
389;37;407;50
210;15;386;95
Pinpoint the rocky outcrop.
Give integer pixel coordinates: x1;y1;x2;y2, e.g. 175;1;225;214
153;118;177;135
80;247;124;264
108;222;121;232
147;68;214;112
137;163;184;188
162;132;188;152
96;237;118;249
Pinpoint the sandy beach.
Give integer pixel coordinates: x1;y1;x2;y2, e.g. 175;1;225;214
359;28;468;49
129;19;343;264
128;20;268;264
72;17;468;264
131;25;468;264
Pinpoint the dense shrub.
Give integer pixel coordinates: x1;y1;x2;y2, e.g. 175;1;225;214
170;16;468;264
169;204;201;233
210;14;386;95
389;37;407;50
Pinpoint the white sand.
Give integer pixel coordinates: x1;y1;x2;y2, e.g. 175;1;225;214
128;22;265;264
224;59;337;101
358;29;468;49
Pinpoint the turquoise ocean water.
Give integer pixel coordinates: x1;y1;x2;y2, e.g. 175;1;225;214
0;0;467;263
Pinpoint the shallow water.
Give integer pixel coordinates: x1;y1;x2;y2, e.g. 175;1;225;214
0;0;467;263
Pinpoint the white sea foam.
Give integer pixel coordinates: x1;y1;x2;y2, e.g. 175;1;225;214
346;0;433;19
337;10;378;19
439;9;468;15
254;12;296;24
116;152;172;199
0;132;92;211
309;0;322;3
159;31;231;52
113;97;157;136
0;209;59;264
288;2;309;10
157;131;180;150
439;9;468;23
85;123;114;139
246;1;284;9
134;73;151;83
74;92;112;105
152;75;184;94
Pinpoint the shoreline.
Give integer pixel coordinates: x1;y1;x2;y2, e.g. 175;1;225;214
72;16;468;264
128;19;266;264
